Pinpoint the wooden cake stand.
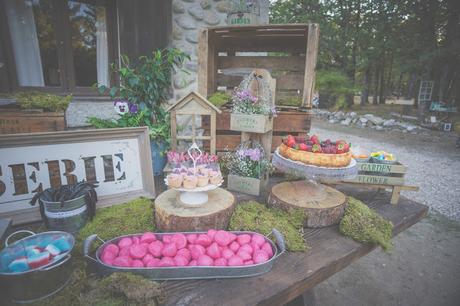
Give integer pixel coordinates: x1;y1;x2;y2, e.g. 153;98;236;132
268;149;357;228
155;187;235;232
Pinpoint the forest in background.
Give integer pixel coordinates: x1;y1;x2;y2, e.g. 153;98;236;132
270;0;460;109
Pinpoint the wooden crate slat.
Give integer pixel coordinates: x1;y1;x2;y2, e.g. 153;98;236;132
218;56;306;72
0;111;65;134
217;72;304;91
344;174;405;186
357;162;407;174
216;37;307;53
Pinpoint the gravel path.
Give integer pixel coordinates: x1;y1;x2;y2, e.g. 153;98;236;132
310;118;460;221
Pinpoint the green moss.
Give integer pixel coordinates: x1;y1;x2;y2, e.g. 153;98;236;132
229;201;307;252
76;197;155;254
14;91;72;112
339;197;393;251
208;91;231;108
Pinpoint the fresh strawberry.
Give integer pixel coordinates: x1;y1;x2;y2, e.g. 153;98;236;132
299;143;308;151
310;135;320;145
336;141;349;154
311;144;322;153
286;135;296;148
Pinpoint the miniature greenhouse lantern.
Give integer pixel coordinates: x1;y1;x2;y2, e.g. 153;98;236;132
167;91;222;154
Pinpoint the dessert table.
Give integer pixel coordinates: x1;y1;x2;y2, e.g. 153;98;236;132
159;178;428;306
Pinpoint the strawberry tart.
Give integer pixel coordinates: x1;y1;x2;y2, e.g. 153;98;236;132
278;135;352;168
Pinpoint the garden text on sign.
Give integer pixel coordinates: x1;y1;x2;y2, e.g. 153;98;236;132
0;127;155;224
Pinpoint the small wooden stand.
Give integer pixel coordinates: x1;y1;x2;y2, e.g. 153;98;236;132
268;181;347;228
155;188;236;231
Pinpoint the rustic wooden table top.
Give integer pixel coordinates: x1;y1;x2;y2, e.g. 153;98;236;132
161;184;428;306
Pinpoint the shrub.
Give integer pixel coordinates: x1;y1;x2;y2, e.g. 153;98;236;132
208;91;231;108
315;70;358;109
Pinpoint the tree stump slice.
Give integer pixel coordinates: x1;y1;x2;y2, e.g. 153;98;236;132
155;188;236;231
268;181;347;228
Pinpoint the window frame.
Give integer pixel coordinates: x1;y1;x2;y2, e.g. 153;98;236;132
0;0;118;96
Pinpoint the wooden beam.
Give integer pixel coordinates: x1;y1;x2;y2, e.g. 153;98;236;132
218;56;306;72
302;24;320;107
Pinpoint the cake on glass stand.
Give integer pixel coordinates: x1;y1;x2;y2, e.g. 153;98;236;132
268;135;358;228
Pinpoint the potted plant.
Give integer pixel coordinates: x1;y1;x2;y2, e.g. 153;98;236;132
90;48;189;175
0;92;71;134
230;73;276;133
221;141;273;196
30;181;97;233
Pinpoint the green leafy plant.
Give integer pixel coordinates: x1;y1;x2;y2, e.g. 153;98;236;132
15;92;72;112
339;197;393;251
91;48;189;147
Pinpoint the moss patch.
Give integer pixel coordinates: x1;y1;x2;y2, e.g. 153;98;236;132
76;197;155;252
229;201;307;251
15;91;72;112
37;269;164;306
208;91;231;108
339;197;393;251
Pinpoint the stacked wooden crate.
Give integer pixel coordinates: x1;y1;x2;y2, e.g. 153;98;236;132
197;24;319;151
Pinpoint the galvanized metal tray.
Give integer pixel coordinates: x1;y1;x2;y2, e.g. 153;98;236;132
84;229;285;280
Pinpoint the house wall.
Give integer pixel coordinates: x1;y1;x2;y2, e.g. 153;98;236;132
66;0;269;128
170;0;269;101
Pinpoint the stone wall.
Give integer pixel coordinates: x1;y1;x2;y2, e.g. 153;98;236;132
170;0;270;101
66;0;270;127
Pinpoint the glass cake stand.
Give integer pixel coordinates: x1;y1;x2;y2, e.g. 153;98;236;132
271;148;358;201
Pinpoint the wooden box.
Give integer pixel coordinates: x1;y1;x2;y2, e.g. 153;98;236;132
227;174;262;196
230;113;273;133
198;24;319;108
0;110;66;134
344;161;407;186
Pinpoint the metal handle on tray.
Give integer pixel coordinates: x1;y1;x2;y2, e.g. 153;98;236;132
5;230;36;247
83;234;105;263
270;228;286;258
41;254;72;271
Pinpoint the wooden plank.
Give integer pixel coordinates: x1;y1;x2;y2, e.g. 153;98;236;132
0;111;66;134
162;186;428;306
203;110;311;133
218;56;305;72
344;174;405;186
216;37;307;53
198;29;210;96
357;162;407;174
0;218;12;241
391;186;402;205
210;24;310;33
217;72;304;91
210;111;216;154
302;23;319;107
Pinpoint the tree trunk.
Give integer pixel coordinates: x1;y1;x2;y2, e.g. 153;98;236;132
373;65;380;104
361;67;370;105
407;73;417;100
397;72;404;97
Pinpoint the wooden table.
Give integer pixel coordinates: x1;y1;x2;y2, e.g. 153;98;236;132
161;184;428;306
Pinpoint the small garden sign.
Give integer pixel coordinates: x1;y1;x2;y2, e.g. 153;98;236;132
0;127;155;224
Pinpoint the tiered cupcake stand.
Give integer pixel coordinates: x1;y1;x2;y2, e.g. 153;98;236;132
156;144;235;232
268;148;358;228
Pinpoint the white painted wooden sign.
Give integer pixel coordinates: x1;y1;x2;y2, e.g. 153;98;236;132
0;127;155;224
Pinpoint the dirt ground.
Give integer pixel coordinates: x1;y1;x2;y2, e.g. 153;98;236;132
310;119;460;306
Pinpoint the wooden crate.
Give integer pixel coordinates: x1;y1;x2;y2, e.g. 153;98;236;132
323;160;419;205
0;109;66;134
197;24;320;108
227;174;263;196
203;109;311;152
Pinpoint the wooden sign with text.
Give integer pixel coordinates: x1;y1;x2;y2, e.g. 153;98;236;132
0;127;155;224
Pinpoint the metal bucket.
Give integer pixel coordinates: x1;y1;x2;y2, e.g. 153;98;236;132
0;230;74;303
42;194;88;233
84;229;285;280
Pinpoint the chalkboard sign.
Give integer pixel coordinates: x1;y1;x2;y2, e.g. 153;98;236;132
0;127;155;224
